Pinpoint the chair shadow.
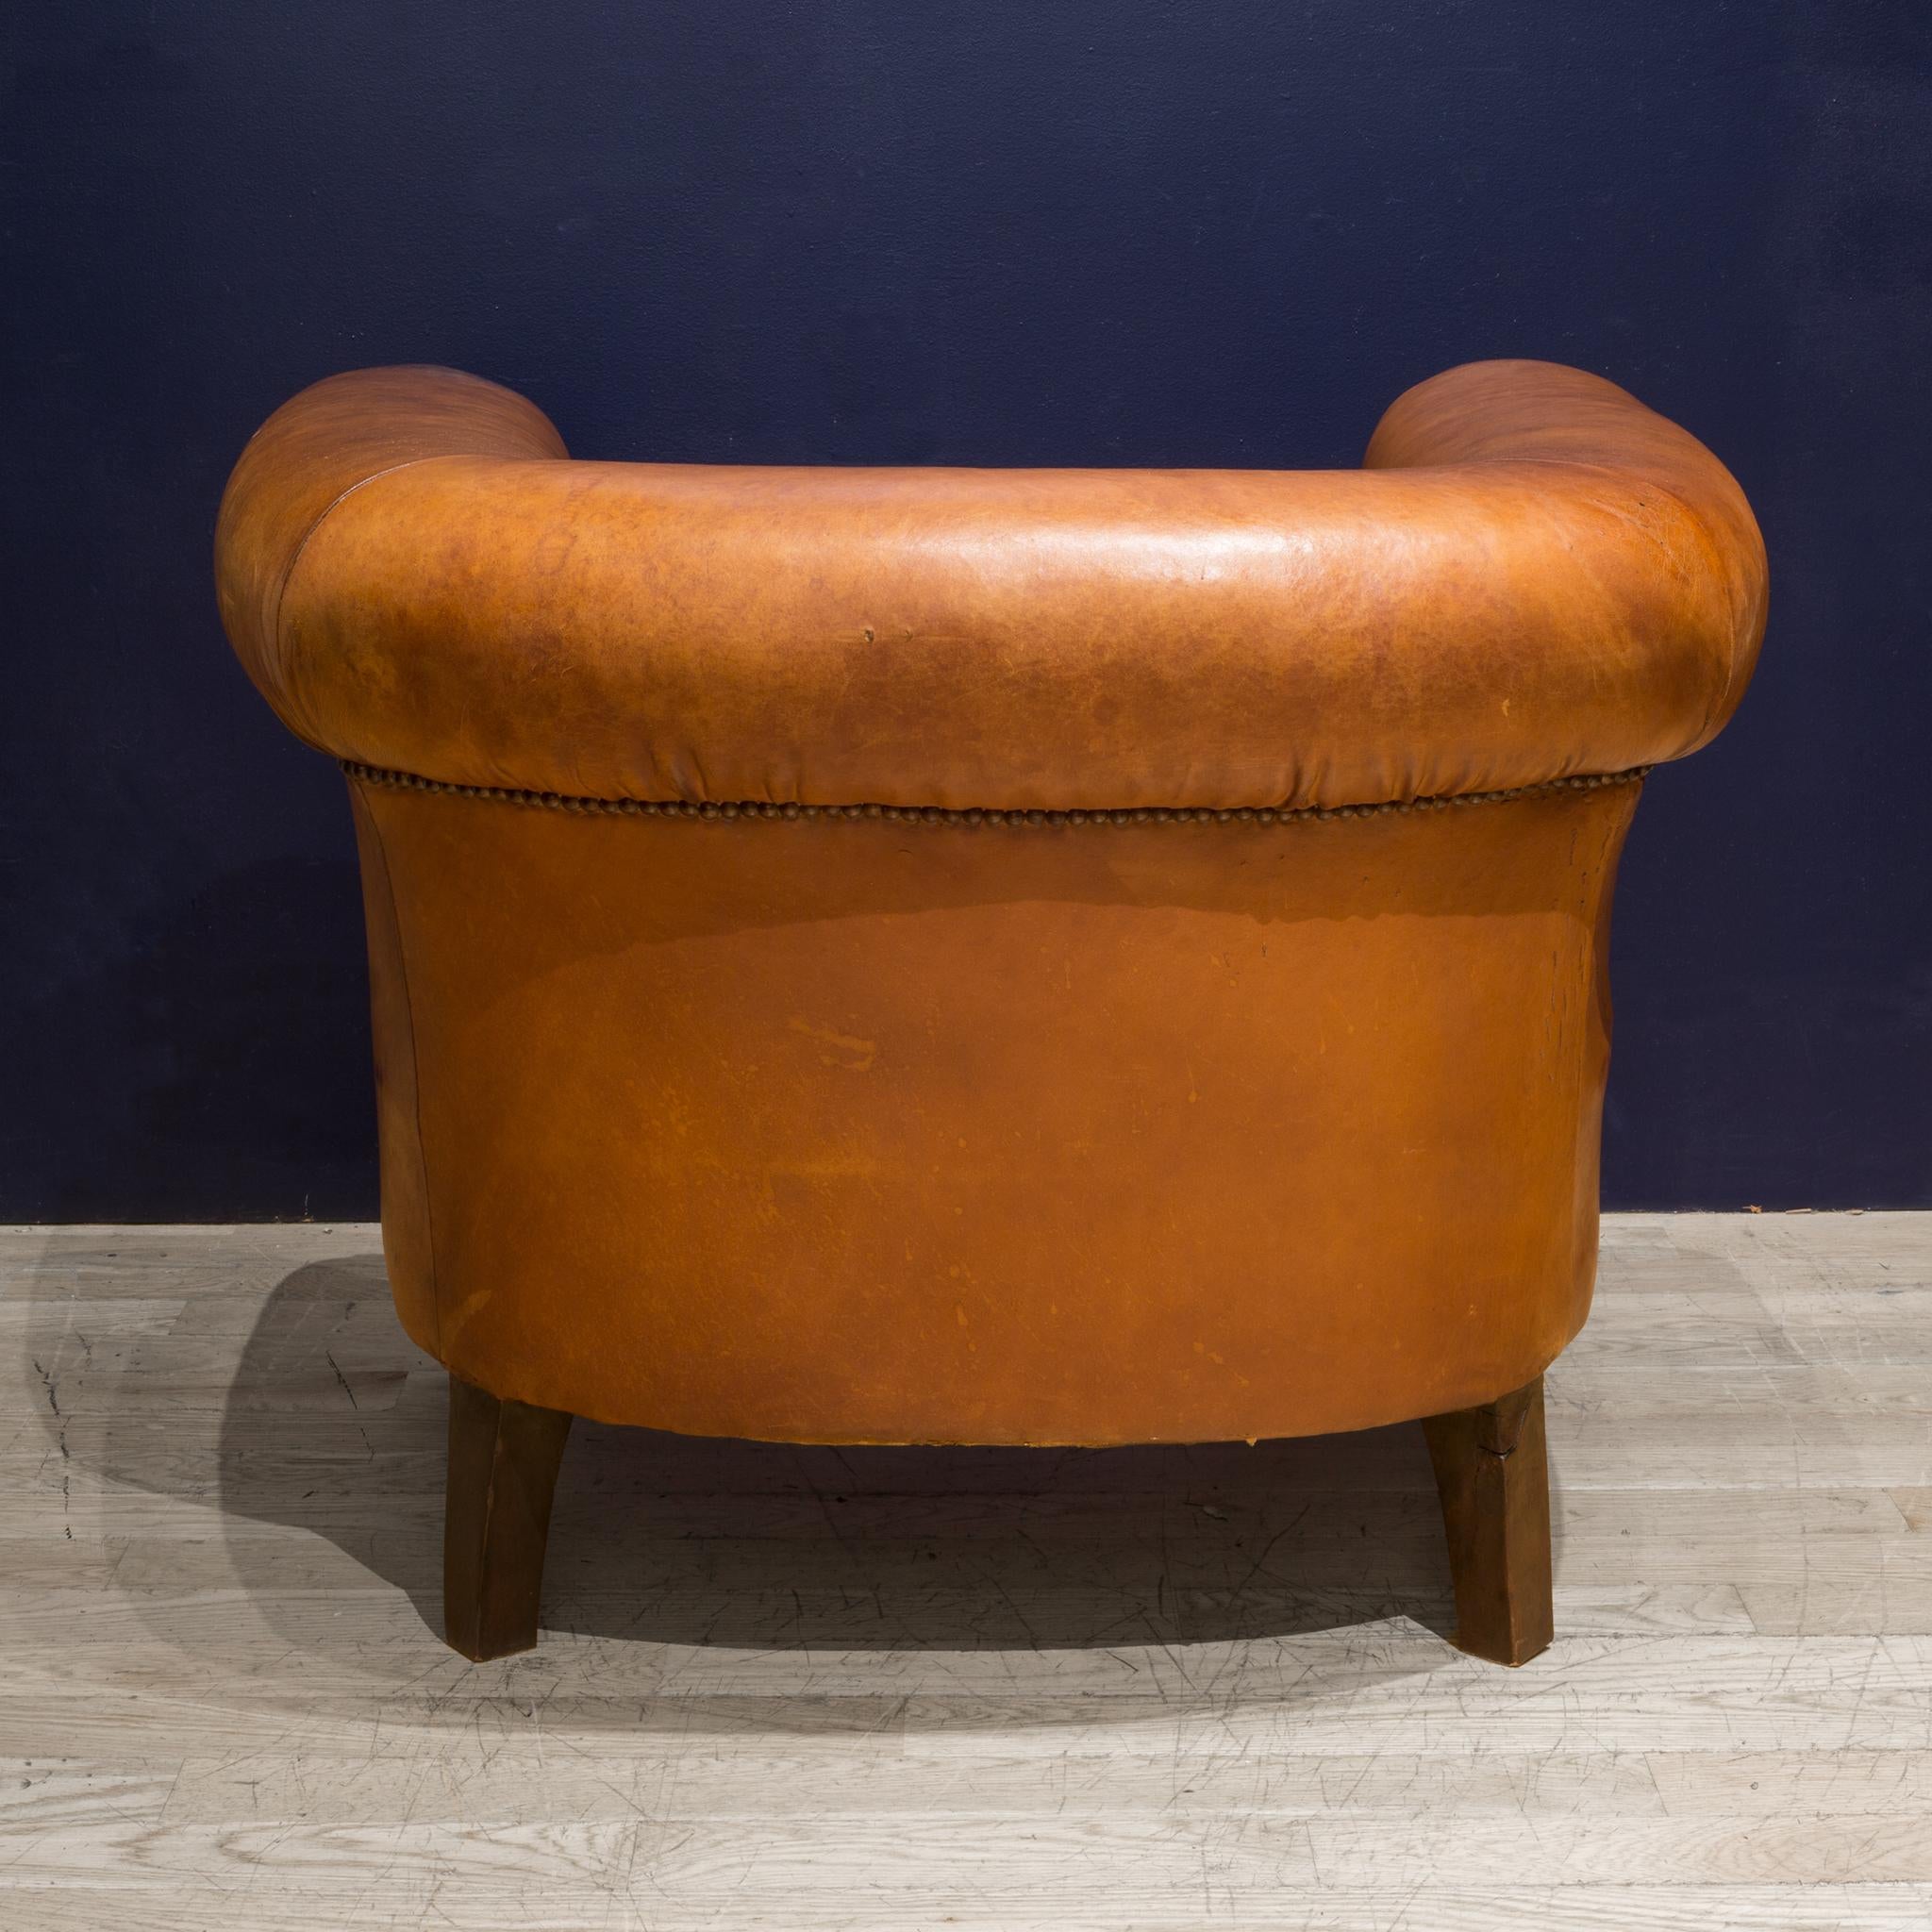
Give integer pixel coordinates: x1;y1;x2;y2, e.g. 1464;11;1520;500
193;1257;1496;1673
28;1243;1569;1722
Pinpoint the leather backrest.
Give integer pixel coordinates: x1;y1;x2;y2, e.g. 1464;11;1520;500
217;359;1765;810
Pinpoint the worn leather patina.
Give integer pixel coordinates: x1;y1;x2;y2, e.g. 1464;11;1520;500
217;360;1765;1449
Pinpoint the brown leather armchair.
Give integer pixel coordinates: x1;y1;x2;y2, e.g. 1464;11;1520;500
216;359;1765;1665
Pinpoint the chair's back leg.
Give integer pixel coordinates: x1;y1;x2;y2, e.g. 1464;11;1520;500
1422;1374;1555;1666
443;1374;575;1660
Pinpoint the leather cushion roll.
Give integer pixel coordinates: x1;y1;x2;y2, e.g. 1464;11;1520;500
217;359;1766;812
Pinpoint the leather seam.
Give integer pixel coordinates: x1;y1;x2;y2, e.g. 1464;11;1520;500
339;760;1650;827
350;778;443;1363
1391;453;1753;757
270;456;447;734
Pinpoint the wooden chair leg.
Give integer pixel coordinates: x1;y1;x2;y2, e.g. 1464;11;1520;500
443;1374;574;1661
1422;1374;1554;1667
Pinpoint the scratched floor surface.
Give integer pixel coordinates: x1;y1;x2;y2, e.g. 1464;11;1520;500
3;1214;1930;1928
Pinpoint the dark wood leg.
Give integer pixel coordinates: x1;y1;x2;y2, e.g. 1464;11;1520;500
1422;1374;1554;1667
443;1374;574;1661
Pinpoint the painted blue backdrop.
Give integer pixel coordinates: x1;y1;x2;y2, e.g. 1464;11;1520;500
3;3;1927;1214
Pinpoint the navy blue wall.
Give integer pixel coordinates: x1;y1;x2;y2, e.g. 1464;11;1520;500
3;3;1927;1216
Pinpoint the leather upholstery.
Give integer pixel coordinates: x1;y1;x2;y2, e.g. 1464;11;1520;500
346;772;1634;1443
216;360;1764;1445
219;360;1764;813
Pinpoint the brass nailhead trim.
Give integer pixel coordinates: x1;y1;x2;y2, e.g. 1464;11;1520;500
341;760;1649;825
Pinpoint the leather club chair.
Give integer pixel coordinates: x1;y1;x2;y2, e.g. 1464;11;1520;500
216;359;1765;1665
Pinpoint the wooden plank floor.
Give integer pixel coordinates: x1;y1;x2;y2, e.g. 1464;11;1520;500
3;1213;1930;1929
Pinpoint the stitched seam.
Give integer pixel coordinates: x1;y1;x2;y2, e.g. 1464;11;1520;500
270;457;446;734
1468;454;1754;753
340;760;1650;827
352;779;444;1363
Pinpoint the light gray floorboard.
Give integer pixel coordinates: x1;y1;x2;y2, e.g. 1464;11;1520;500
3;1213;1929;1928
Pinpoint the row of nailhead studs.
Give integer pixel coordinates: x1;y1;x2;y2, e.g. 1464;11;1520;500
342;761;1648;824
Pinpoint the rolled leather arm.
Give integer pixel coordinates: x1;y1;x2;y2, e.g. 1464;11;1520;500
215;366;569;754
215;358;1765;810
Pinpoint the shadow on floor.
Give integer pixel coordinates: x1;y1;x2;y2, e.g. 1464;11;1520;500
219;1257;1513;1656
39;1246;1573;1707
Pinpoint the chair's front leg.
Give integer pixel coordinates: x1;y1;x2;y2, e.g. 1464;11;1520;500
443;1374;575;1660
1422;1374;1554;1667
